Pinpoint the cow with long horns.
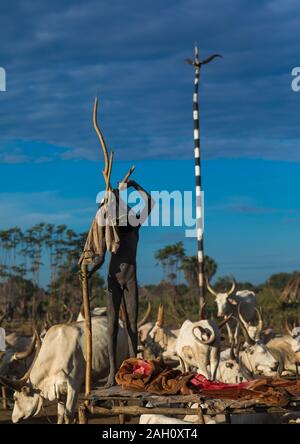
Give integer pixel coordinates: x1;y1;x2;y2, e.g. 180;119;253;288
206;277;256;346
235;305;280;377
0;317;129;424
140;304;180;361
175;310;232;380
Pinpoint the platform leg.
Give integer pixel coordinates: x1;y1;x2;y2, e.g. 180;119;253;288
78;403;88;424
225;411;231;424
1;386;7;410
197;406;205;424
117;400;125;424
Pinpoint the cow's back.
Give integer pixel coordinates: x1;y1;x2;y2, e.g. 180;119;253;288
30;317;129;387
232;291;256;322
267;335;296;371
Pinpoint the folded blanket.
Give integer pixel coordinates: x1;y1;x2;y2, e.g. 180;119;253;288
115;358;300;406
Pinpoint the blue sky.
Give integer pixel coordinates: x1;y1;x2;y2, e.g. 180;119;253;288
0;0;300;285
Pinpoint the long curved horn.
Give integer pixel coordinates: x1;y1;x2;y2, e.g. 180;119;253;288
237;305;256;345
178;356;187;373
239;358;254;381
0;375;27;391
199;302;207;321
0;329;42;391
227;278;236;296
14;331;39;361
205;276;218;297
192;324;216;345
255;307;263;340
230;342;236;361
137;301;152;328
237;303;249;332
157;304;164;328
284;319;293;337
218;313;233;329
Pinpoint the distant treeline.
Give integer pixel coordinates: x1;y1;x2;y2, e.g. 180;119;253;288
0;224;299;328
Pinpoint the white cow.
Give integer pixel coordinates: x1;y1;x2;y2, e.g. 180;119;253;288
283;323;300;361
175;317;231;380
266;336;296;375
76;306;107;322
266;323;300;375
206;278;256;346
139;414;216;424
217;347;247;384
1;317;129;424
290;327;300;362
140;414;193;424
139;305;180;361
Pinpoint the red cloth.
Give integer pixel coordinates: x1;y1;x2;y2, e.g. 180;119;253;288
190;373;250;391
133;360;152;377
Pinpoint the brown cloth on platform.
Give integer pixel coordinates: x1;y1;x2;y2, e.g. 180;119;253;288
115;358;300;406
147;369;195;395
115;358;166;391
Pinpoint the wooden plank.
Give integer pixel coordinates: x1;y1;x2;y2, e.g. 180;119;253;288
87;405;203;418
88;394;202;405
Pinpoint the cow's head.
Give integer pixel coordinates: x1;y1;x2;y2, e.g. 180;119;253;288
12;385;43;423
0;330;42;423
221;358;247;384
140;304;166;359
206;278;236;318
286;325;300;363
238;308;279;375
0;377;43;423
291;328;300;353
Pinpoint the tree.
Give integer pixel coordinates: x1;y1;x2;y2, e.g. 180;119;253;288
180;255;217;288
155;242;185;284
267;272;298;291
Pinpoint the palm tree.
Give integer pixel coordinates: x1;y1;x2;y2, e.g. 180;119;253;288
180;255;217;288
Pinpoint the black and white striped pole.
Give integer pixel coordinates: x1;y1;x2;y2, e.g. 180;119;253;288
186;45;221;315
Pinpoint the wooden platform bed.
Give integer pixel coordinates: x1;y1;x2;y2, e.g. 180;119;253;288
77;385;300;424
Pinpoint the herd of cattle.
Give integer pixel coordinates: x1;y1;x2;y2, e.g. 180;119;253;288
0;279;300;424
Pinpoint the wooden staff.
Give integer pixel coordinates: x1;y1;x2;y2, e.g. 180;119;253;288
81;263;92;396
